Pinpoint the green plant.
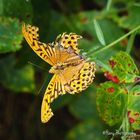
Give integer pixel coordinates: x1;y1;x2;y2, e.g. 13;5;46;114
0;0;140;140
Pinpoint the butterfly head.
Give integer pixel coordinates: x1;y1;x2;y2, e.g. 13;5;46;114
49;62;67;74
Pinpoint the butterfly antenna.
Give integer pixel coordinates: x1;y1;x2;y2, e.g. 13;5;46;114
37;75;48;95
28;61;45;70
28;61;48;95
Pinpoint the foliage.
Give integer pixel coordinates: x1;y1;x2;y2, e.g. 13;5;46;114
0;0;140;140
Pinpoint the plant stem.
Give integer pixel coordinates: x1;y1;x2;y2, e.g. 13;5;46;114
87;25;140;56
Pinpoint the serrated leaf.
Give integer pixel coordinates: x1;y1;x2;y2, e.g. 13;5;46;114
96;81;128;126
0;55;35;93
127;85;140;130
0;17;23;53
66;120;107;140
107;51;139;83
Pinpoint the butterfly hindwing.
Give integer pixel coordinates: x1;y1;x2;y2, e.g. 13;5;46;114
63;61;96;94
41;74;66;123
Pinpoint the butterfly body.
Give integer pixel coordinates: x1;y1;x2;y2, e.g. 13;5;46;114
22;23;96;123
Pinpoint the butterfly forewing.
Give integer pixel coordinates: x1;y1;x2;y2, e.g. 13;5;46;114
22;23;57;65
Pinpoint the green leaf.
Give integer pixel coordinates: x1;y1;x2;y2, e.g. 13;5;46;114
69;11;125;55
87;18;125;63
105;51;139;83
0;17;23;53
93;19;106;46
69;86;98;120
52;94;74;111
94;59;112;72
0;55;35;93
66;120;107;140
0;0;3;15
96;81;128;126
95;19;124;46
106;0;112;11
1;0;33;22
127;85;140;130
119;5;140;29
32;10;72;42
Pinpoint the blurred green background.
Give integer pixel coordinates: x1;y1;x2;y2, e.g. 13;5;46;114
0;0;140;140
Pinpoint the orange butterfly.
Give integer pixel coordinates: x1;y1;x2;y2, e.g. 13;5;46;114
22;23;96;123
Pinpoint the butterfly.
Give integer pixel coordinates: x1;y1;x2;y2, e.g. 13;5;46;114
22;23;96;123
